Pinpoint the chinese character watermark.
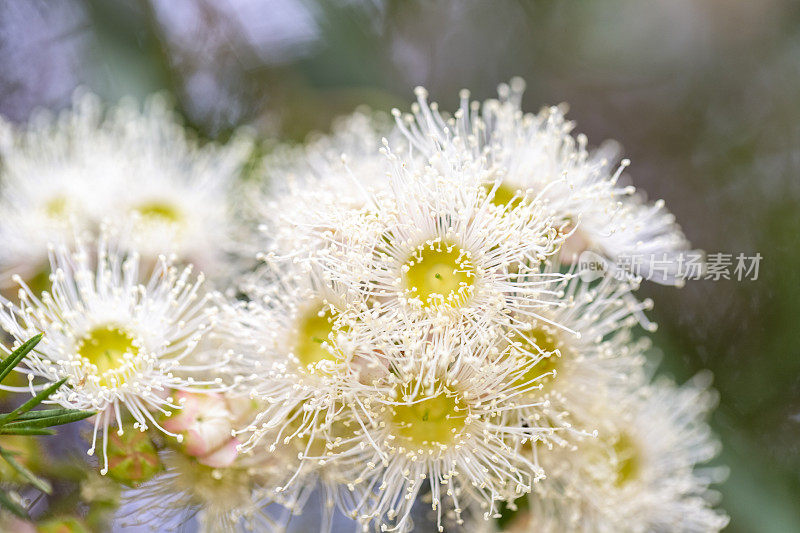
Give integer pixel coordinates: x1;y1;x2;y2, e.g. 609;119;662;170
577;251;762;283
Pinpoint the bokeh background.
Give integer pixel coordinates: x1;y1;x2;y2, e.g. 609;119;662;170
2;1;799;531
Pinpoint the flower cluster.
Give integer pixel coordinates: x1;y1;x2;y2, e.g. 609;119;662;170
0;81;728;532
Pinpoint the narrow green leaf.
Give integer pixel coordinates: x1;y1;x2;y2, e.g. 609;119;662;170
3;411;93;429
13;408;81;420
0;428;56;436
0;334;43;384
0;378;68;426
0;488;27;518
0;447;51;494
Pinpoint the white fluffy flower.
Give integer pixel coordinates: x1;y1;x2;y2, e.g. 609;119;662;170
221;260;369;446
217;261;381;524
393;80;695;285
521;374;729;533
0;91;251;287
348;327;555;533
0;236;229;473
495;258;655;445
305;147;566;338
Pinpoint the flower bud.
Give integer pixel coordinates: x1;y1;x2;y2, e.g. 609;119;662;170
196;437;240;469
163;391;233;457
105;428;161;486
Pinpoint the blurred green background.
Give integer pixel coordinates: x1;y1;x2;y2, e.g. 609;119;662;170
2;1;799;531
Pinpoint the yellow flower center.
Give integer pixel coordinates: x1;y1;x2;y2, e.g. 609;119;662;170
402;239;476;310
134;201;183;224
294;304;343;369
485;182;524;210
25;265;52;297
44;196;70;218
508;325;567;392
167;452;257;511
612;432;641;487
76;325;139;387
391;384;466;449
290;406;355;459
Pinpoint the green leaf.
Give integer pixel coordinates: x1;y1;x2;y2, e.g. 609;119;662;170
0;427;56;436
0;333;42;384
13;408;85;420
3;410;93;429
0;378;68;426
0;334;97;520
0;447;51;493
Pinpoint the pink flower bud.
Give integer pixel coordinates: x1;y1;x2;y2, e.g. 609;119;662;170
196;437;240;468
163;391;233;458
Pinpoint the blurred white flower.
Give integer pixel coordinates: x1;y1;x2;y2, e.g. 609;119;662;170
246;110;399;264
0;91;252;289
524;374;729;532
120;446;294;533
118;391;291;532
